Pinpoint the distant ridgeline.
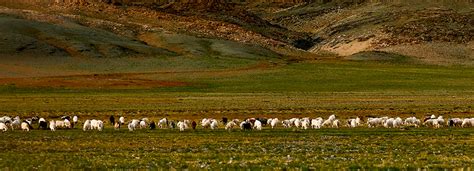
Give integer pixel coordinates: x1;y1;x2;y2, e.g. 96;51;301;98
1;0;471;6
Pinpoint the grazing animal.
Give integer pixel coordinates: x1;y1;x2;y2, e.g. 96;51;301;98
254;120;262;130
183;120;191;129
83;120;92;131
461;118;474;128
61;116;71;120
210;119;219;130
0;122;7;132
448;118;463;127
201;118;211;129
294;118;301;128
72;116;78;128
301;118;310;130
322;115;336;127
64;119;72;129
270;118;279;129
127;119;140;131
140;120;147;129
257;118;268;126
119;116;125;125
109;116;115;126
332;119;340;128
169;121;176;129
149;121;156;130
191;121;197;130
158;118;168;129
38;118;48;130
311;118;323;129
11;117;21;130
225;121;237;131
21;122;30;131
368;117;387;128
0;116;12;124
97;120;104;131
347;117;361;128
114;122;121;130
177;121;187;131
55;120;65;129
128;122;135;131
282;119;292;128
404;117;421;127
49;120;56;131
240;121;252;130
222;117;228;125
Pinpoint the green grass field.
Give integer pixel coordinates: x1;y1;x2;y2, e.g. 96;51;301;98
1;127;473;170
1;60;473;170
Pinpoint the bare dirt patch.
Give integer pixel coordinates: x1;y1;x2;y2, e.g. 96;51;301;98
0;73;188;89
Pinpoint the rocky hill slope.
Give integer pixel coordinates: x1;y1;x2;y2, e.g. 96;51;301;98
0;0;473;65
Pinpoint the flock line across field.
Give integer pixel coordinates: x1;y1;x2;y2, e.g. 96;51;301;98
1;114;474;132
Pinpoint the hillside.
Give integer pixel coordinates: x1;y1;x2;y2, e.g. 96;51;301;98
0;0;473;80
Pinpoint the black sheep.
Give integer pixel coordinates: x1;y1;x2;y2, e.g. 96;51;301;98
109;115;115;126
38;120;48;130
242;122;252;130
149;121;156;130
61;116;71;120
169;121;176;129
222;117;228;125
257;118;268;126
191;121;197;130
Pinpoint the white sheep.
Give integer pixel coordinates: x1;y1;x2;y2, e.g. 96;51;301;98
0;122;8;132
404;117;421;127
322;115;336;127
210;119;219;130
270;118;279;129
73;116;78;125
311;118;323;129
55;120;65;129
83;120;91;131
183;120;191;129
368;117;386;128
128;122;135;131
332;119;340;128
254;120;262;130
64;119;71;129
282;119;292;128
201;118;211;129
96;120;104;131
0;116;12;124
347;117;361;128
139;120;147;129
158;118;168;128
90;120;98;130
119;116;125;125
49;120;56;131
393;117;403;128
301;118;310;130
114;122;121;130
127;119;140;131
177;121;187;131
448;118;463;127
21;122;30;131
293;118;301;128
461;118;474;128
11;117;21;130
225;121;237;130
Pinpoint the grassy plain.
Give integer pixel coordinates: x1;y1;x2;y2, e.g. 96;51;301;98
1;127;473;170
0;61;473;170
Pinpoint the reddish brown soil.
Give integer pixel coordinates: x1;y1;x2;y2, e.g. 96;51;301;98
0;73;188;89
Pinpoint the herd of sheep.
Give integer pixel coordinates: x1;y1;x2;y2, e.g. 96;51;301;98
0;114;473;132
